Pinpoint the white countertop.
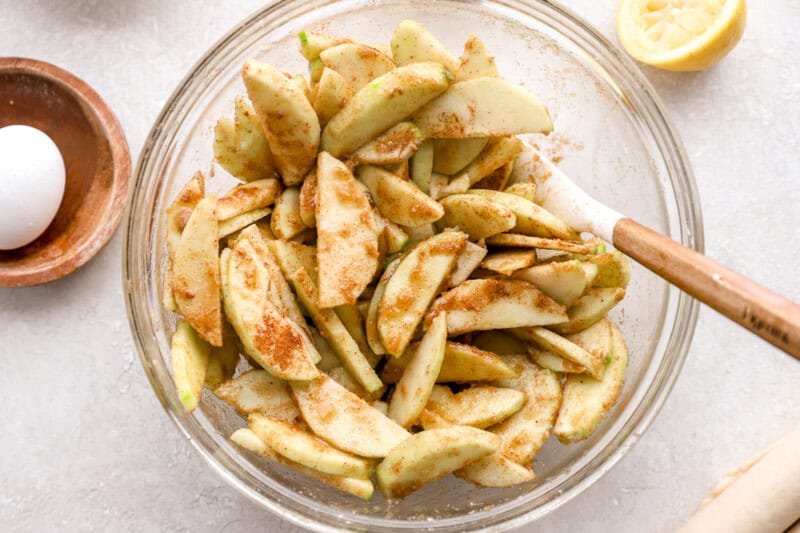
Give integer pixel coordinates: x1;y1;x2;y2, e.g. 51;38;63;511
2;1;798;531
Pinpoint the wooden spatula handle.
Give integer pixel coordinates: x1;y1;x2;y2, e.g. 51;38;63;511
613;218;800;360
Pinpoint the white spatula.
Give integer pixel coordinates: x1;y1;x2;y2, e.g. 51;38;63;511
516;141;800;360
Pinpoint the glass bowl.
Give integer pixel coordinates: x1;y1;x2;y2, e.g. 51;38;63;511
123;0;702;531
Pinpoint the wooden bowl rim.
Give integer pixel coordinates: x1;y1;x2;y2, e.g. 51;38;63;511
0;57;131;287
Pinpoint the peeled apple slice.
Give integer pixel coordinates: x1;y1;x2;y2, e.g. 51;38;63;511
390;19;459;73
214;369;300;422
375;426;500;498
455;452;535;487
422;385;525;429
170;320;210;412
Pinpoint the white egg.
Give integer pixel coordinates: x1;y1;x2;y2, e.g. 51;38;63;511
0;125;66;250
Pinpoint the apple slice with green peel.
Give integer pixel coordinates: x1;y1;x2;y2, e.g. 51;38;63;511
170;320;211;412
381;341;517;383
492;355;562;465
297;30;350;61
468;190;578;240
316;152;380;307
471;330;527;355
422;385;525;429
249;413;371;479
388;311;448;428
508;326;603;379
555;322;628;443
381;220;410;254
487;233;598;255
548;287;626;335
320;43;395;92
448;240;488;287
221;238;320;380
432;138;488;175
528;349;586;374
231;428;374;500
308;57;324;84
270;187;306;239
566;318;613;365
503;182;537;203
455;452;535;487
453;137;522;187
390;19;459;73
378;231;467;356
357;165;444;228
455;35;498;81
289;268;383;393
242;60;320;185
425;279;567;336
204;322;241;389
291;374;411;458
366;257;400;356
214;369;300;422
348;122;426;168
217;179;281;221
512;260;592;306
164;172;205;312
213;97;275;183
480;250;537;276
312;68;352;128
376;426;500;499
218;208;271;239
437;194;516;240
173;196;223;346
321;62;451;157
413;77;552;138
410;139;434;193
587;251;631;289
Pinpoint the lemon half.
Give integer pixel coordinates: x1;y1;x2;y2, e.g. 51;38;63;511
617;0;746;71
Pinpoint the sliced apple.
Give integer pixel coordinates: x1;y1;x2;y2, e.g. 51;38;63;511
366;257;401;356
298;169;317;228
170;320;211;412
432;137;488;174
348;122;426;168
511;326;604;380
321;62;451;157
242;59;320;185
588;251;631;289
410;139;434;193
386;159;410;180
390;19;459;73
378;231;467;356
512;260;592;306
320;42;395;92
555;322;628;443
288;74;312;103
217;179;281;221
173;196;223;346
471;330;527;355
328;366;380;401
566;318;613;365
267;239;317;283
249;413;371;478
388;312;448;428
381;341;517;383
529;349;586;373
468;190;578;240
504;182;537;203
214;369;300;422
425;279;567;335
334;303;380;368
221;238;319;380
492;355;562;465
231;428;374;500
455;35;498;81
437;194;516;240
371;400;389;417
448;240;488;287
422;385;525;429
288;268;383;393
473;161;513;191
548;287;625;335
357;165;444;228
213;97;275;182
269;187;306;239
310;327;341;372
487;233;597;255
402;222;436;246
454;137;522;187
376;426;499;498
164;172;205;311
316;152;380;307
382;220;410;253
291;374;411;458
414;77;552;138
218;207;271;239
312;67;352;127
455;451;535;487
480;250;537;276
204;322;241;389
297;30;350;60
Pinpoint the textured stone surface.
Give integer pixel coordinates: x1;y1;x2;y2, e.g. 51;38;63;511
1;1;798;531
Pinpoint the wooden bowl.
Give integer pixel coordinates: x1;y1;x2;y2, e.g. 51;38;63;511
0;58;130;287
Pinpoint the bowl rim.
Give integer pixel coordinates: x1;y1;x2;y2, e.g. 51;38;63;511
123;0;703;530
0;57;131;287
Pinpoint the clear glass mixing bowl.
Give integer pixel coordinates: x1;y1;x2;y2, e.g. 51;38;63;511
123;1;703;530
